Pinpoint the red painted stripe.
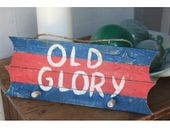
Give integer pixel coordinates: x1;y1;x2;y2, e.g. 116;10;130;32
7;66;154;98
10;52;152;82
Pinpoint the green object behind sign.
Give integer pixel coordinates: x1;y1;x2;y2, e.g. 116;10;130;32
136;39;165;73
91;24;134;47
120;19;150;46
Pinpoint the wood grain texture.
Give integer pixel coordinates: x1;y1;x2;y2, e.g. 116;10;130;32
0;58;170;120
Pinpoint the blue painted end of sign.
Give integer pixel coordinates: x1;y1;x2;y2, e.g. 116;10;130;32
9;36;158;66
6;82;152;115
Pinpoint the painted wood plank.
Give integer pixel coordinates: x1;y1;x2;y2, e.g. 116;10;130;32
10;36;157;66
7;66;154;98
6;82;152;114
10;52;151;82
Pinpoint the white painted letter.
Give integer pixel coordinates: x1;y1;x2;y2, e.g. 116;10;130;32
58;70;69;92
111;76;125;98
87;48;102;69
70;46;80;66
72;71;89;95
38;67;53;91
47;44;66;67
90;72;105;98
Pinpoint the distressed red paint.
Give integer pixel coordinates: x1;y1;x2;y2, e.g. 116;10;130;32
7;52;154;98
10;52;151;82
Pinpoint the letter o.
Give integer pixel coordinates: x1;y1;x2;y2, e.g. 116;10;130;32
72;71;89;95
47;44;66;67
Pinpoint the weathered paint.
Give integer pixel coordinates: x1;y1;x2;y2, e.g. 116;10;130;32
7;66;153;98
10;37;156;66
6;82;152;114
10;52;151;82
6;36;158;114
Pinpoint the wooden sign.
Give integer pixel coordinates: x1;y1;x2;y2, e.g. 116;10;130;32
6;37;157;114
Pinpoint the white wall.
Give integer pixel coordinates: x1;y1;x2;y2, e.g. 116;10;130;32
71;7;134;38
36;7;134;38
0;7;37;59
37;8;73;37
161;8;170;34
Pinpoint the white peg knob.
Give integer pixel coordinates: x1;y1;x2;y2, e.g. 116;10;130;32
107;99;116;108
31;91;41;98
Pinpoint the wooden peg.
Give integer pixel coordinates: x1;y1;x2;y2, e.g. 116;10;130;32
31;91;41;98
107;99;116;108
